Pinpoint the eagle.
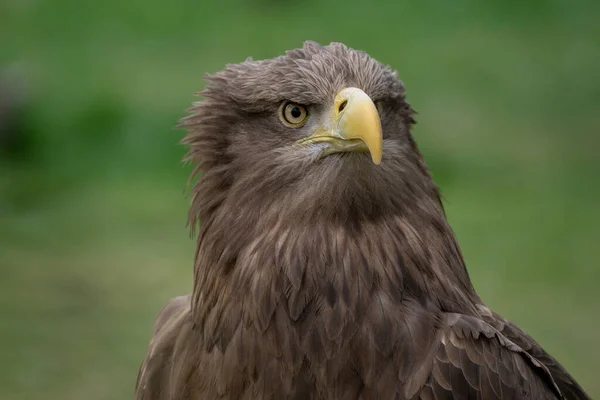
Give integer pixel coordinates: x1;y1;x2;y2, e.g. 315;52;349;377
135;42;590;399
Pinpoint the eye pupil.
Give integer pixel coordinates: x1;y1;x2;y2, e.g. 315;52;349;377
290;107;302;119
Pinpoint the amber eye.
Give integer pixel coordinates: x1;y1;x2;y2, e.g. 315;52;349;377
280;102;309;127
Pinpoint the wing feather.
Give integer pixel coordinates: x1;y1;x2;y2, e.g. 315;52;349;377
135;296;192;400
416;313;563;399
477;306;591;400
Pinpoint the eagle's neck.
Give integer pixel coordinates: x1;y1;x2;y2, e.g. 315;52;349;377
190;186;481;332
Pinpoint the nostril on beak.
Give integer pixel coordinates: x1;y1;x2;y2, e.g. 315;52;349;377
338;100;348;113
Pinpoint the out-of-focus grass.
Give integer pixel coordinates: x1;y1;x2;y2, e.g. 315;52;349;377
1;1;599;399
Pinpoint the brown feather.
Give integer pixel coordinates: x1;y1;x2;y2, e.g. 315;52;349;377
135;41;590;399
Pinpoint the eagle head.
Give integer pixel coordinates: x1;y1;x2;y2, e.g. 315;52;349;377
183;41;439;228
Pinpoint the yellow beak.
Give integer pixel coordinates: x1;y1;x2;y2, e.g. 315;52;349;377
297;87;383;165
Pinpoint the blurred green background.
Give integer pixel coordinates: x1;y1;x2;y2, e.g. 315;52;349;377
1;0;599;399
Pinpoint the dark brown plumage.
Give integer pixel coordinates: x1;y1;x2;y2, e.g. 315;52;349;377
135;41;590;399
